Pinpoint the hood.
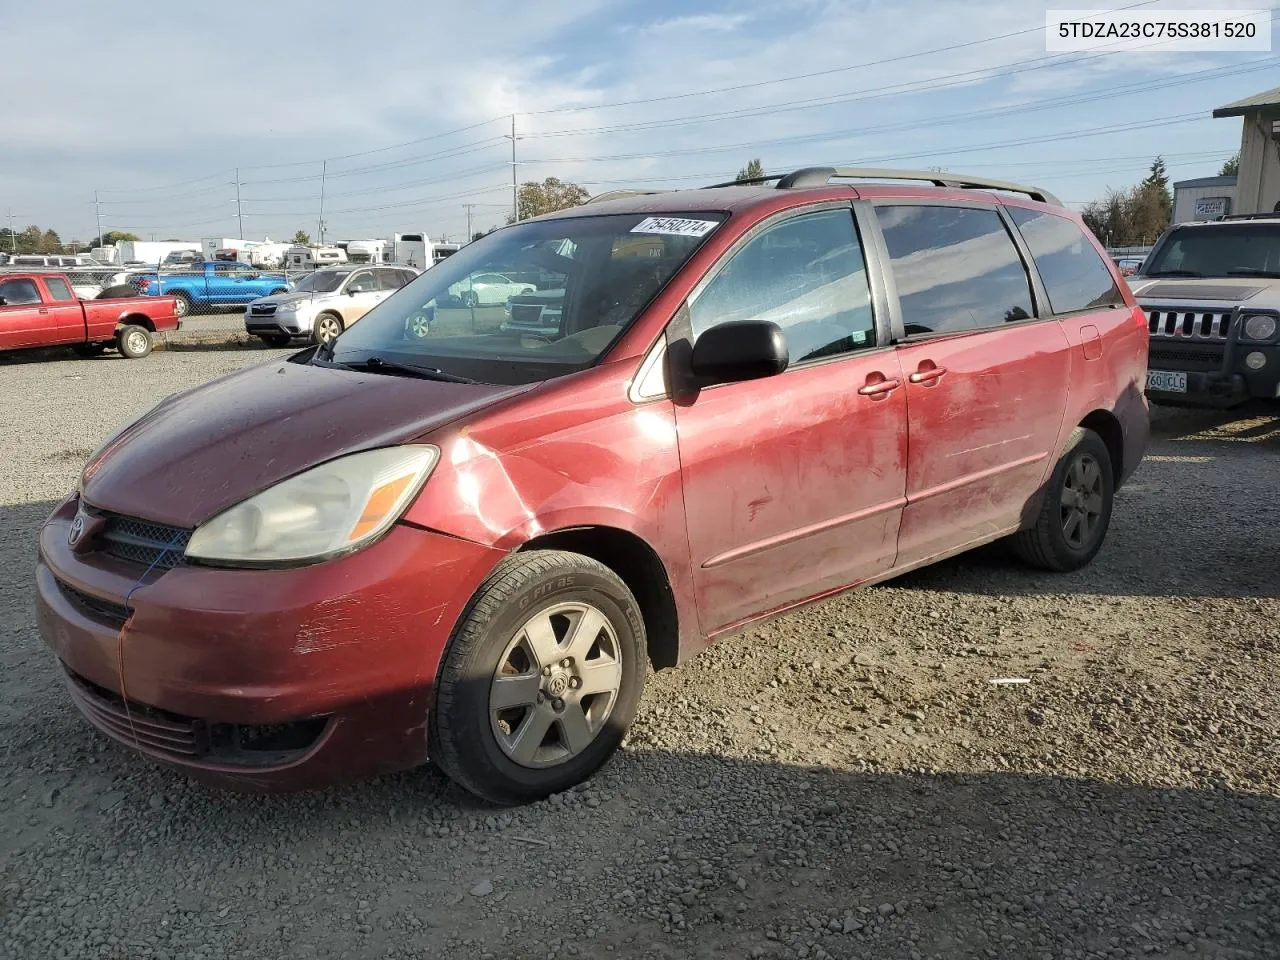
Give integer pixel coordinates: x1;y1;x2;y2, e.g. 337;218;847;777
80;359;527;528
1128;276;1280;309
252;290;320;307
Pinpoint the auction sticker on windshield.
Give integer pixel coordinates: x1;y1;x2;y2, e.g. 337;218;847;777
631;217;720;237
1147;370;1188;393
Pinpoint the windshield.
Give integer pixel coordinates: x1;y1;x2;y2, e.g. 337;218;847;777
1144;224;1280;278
293;271;349;293
327;212;726;385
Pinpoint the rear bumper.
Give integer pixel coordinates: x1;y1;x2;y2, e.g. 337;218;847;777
36;494;506;791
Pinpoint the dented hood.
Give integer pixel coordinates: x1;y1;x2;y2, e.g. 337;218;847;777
80;358;526;528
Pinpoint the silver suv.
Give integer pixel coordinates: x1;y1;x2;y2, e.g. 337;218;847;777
245;265;419;346
1129;214;1280;408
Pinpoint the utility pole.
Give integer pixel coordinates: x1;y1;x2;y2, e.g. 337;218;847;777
7;207;14;252
235;168;244;240
463;203;475;240
94;191;103;248
317;159;327;246
507;114;519;223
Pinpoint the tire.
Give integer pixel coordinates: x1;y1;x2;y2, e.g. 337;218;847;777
72;343;108;357
405;311;433;339
116;324;153;360
431;550;646;805
313;312;344;345
171;293;192;318
461;290;479;308
1011;427;1114;572
260;334;292;348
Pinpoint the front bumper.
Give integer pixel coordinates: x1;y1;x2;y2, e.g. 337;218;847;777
36;494;506;791
1145;308;1280;408
245;309;313;336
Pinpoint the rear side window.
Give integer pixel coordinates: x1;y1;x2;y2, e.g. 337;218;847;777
44;277;75;301
876;205;1034;336
1008;207;1123;313
0;278;42;305
376;268;406;291
689;209;877;364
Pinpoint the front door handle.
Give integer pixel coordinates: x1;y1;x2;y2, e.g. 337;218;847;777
858;374;902;398
908;362;948;385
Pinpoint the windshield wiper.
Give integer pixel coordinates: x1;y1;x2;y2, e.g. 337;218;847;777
1145;269;1202;278
1227;267;1280;278
343;356;478;384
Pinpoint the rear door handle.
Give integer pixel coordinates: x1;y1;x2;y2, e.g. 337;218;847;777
908;364;947;385
858;376;902;397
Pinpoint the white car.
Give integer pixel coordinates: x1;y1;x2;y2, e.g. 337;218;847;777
448;272;534;307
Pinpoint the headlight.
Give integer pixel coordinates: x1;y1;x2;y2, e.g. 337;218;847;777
185;445;439;565
1243;314;1277;341
277;300;301;312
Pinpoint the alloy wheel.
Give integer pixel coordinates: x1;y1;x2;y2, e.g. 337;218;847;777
1060;453;1104;550
489;602;623;769
316;316;341;343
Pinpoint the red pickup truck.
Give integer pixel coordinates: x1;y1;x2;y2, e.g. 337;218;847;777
0;272;180;359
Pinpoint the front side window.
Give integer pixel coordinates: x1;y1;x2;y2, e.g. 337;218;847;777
877;205;1034;336
688;208;876;363
329;212;725;386
1008;207;1123;314
293;271;347;294
345;272;376;294
44;277;75;301
0;278;42;305
1144;224;1280;279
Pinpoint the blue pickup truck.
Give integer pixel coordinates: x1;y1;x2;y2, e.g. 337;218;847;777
133;261;289;317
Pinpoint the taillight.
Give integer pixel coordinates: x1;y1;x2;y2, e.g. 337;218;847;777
137;278;151;292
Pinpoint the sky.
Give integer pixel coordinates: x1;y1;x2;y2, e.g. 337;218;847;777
0;0;1275;246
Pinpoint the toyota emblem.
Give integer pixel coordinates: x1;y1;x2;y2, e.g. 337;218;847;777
67;514;86;547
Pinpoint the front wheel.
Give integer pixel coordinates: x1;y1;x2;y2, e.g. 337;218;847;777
312;313;343;345
430;550;646;805
1011;427;1114;572
116;324;153;360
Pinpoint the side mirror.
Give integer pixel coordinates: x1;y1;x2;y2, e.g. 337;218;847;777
690;320;789;384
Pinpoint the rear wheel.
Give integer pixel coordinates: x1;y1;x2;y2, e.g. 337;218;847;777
431;550;646;805
313;313;343;345
1011;427;1113;572
116;324;153;360
461;290;479;308
171;293;192;318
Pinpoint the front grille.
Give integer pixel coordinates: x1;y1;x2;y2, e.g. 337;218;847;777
249;303;278;317
1147;308;1231;341
508;303;547;326
65;669;205;759
56;580;130;627
98;513;191;569
1149;344;1226;370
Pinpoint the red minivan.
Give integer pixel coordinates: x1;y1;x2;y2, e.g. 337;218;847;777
36;168;1149;803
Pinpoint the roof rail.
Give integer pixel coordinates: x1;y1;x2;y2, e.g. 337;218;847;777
1216;211;1280;221
585;189;671;205
769;166;1060;205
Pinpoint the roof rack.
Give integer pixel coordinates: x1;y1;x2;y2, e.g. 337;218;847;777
781;167;1059;204
1216;212;1280;221
584;189;671;205
704;167;1059;205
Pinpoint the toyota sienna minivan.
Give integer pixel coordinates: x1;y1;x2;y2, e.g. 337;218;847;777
37;167;1149;804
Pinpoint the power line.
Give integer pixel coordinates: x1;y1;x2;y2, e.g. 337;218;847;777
522;0;1163;115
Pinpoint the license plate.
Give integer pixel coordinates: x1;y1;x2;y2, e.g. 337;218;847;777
1146;370;1187;393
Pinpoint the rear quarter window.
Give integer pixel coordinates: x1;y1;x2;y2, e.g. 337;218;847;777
1008;207;1123;314
44;277;75;301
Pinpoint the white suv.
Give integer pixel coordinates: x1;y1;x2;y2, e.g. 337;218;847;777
244;265;418;346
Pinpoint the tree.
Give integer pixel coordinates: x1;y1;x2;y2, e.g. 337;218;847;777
1140;155;1171;221
291;230;312;246
508;177;590;223
1220;152;1240;177
87;230;140;248
735;158;765;183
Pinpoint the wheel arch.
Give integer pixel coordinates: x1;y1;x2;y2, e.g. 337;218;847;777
116;312;155;332
518;525;680;670
1078;408;1124;482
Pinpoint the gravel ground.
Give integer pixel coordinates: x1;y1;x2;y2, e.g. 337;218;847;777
1;348;1277;960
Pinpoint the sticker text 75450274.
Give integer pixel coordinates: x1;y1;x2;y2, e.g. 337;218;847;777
630;217;720;238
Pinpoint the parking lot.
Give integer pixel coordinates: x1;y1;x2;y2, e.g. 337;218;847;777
1;346;1277;960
